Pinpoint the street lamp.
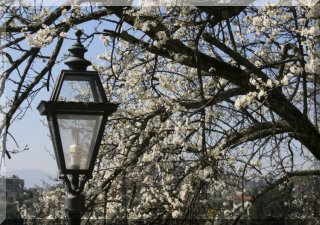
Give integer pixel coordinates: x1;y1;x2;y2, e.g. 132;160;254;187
37;30;118;225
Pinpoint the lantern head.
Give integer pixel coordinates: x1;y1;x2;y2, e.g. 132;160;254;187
37;30;118;177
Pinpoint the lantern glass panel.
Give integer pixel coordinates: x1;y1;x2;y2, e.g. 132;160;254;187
48;116;62;170
58;76;102;102
57;114;103;170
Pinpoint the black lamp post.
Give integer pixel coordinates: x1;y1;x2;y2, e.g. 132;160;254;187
37;30;118;225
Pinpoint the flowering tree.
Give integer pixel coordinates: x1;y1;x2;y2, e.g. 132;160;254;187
1;2;320;224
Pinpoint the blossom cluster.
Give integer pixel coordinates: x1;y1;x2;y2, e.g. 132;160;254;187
24;25;56;48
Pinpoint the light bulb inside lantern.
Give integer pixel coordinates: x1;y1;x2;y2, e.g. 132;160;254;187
69;128;81;169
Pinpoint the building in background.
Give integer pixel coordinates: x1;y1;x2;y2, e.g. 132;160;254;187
1;175;24;198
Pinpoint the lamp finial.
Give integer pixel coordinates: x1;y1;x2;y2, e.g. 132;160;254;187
64;29;91;71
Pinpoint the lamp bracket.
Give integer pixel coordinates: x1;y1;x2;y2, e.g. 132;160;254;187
60;174;91;196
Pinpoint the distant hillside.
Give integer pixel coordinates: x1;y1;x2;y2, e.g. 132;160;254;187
6;169;59;188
